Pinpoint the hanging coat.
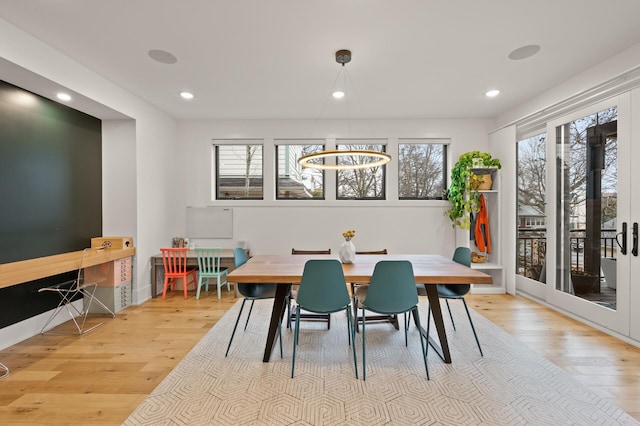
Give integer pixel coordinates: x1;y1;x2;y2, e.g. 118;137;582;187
474;194;491;253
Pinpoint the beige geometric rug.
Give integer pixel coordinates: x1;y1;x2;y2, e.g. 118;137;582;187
124;299;639;425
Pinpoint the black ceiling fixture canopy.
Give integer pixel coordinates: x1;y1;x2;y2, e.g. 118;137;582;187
335;49;351;66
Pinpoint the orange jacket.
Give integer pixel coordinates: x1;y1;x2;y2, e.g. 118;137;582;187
474;194;491;253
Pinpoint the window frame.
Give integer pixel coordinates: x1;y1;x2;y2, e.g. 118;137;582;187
214;143;264;200
397;140;448;200
275;141;326;200
335;140;388;201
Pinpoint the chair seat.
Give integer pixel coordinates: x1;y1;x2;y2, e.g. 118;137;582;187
436;283;470;299
237;283;278;299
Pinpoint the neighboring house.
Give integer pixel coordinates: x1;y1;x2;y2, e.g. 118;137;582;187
518;204;546;229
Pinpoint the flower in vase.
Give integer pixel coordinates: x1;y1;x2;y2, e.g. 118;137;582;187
342;229;356;241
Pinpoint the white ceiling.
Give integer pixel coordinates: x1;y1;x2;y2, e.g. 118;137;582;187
2;0;640;120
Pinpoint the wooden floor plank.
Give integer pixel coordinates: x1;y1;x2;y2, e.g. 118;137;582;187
0;291;638;424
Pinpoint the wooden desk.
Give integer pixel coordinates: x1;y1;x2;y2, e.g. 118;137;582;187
150;249;243;298
227;254;493;363
0;248;136;289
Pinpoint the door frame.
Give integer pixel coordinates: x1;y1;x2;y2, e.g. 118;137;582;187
543;95;630;336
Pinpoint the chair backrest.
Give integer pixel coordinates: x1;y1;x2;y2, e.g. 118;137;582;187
233;247;248;268
442;247;472;296
78;247;112;288
291;248;331;255
195;247;222;274
355;249;388;255
161;248;190;275
296;259;350;313
452;246;471;267
363;260;418;314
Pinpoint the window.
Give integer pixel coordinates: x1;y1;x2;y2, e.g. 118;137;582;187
275;142;325;199
336;140;386;200
398;141;447;199
215;143;263;200
516;132;547;281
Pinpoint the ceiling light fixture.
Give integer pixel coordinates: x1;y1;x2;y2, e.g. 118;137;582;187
56;93;71;101
485;89;500;98
180;91;194;100
297;49;391;171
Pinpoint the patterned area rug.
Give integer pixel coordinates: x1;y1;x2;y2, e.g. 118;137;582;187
124;299;639;425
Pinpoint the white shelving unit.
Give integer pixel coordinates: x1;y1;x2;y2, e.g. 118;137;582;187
458;167;505;294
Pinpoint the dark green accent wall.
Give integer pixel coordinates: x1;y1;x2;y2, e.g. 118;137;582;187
0;79;102;328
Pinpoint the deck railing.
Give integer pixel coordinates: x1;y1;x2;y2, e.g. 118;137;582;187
517;228;617;280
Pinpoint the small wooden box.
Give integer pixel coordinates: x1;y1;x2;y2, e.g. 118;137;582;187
91;237;133;249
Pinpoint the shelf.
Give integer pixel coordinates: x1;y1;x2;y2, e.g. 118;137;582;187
471;261;503;270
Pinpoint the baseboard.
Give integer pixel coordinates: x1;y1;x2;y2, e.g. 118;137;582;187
0;300;83;351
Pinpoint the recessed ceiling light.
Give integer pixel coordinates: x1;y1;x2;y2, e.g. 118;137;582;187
332;91;345;99
508;44;541;60
180;92;194;100
57;93;71;101
485;89;500;98
148;49;178;64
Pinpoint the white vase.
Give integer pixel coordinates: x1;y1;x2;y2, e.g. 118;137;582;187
339;239;356;264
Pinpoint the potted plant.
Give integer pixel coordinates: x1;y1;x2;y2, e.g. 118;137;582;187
570;269;599;294
445;151;501;229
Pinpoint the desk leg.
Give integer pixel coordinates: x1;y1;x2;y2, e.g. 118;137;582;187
420;285;452;364
151;260;158;298
263;284;291;363
151;258;164;297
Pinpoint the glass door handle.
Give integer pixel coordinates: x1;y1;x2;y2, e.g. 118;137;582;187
633;222;638;257
616;222;627;255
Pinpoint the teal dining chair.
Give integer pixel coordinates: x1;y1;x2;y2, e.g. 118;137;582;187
427;246;483;356
225;248;283;358
291;259;358;379
195;248;229;299
360;260;429;380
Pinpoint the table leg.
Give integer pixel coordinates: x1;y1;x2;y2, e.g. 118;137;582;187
263;284;291;362
421;285;452;364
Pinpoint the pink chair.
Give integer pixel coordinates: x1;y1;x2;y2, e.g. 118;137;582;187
161;248;197;299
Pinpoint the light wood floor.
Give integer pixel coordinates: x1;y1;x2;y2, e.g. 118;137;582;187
0;291;639;424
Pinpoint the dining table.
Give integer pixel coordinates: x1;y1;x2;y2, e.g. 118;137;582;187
226;254;493;363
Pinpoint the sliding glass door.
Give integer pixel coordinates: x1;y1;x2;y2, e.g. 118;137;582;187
545;98;630;334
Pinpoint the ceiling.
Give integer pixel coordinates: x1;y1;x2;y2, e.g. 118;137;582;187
2;0;640;121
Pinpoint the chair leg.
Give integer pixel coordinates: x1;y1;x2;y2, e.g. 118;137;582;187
462;298;483;356
346;306;358;379
217;275;222;299
225;299;247;357
244;300;255;331
291;307;302;378
445;299;456;330
412;307;430;380
196;276;204;300
162;276;171;299
362;308;367;380
278;319;283;359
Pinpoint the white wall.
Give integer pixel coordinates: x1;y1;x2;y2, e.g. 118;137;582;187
0;19;179;347
177;118;495;256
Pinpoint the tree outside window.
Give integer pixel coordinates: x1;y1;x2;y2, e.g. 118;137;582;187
398;141;447;199
336;141;386;200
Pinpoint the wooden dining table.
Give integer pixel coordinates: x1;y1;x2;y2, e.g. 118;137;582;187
227;254;493;363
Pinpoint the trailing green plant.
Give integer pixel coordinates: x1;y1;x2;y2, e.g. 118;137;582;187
445;151;501;229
